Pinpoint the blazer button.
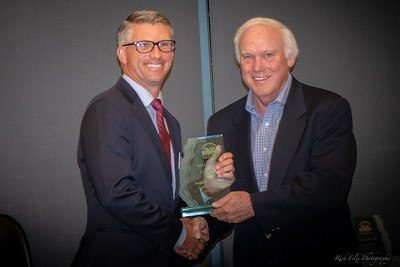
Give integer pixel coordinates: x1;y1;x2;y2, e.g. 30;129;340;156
265;233;272;239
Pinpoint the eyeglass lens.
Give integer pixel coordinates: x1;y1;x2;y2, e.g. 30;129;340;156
136;41;175;53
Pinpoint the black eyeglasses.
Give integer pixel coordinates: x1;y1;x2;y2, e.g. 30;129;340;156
122;40;176;53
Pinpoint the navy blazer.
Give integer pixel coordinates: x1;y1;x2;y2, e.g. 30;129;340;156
208;78;358;266
73;78;185;267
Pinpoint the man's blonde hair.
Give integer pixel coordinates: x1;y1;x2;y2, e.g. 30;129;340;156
117;10;173;46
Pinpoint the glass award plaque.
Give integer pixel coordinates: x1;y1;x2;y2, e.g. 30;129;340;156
179;134;230;217
353;215;391;257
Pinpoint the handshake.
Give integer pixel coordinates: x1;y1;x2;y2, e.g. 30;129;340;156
174;149;236;260
174;217;209;260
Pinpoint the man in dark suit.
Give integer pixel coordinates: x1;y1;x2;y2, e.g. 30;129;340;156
72;10;234;267
208;17;358;266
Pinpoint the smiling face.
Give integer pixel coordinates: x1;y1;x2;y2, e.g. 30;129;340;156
239;24;295;113
117;23;174;97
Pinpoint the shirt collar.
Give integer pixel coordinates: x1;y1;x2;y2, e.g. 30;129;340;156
122;74;164;107
245;74;292;115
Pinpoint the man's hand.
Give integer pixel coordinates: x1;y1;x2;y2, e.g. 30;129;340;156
203;147;235;193
174;217;209;260
191;217;209;242
211;191;255;223
215;151;235;186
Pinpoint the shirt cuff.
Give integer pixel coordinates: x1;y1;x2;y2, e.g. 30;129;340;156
174;223;186;248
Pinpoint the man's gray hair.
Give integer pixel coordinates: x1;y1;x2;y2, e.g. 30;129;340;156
234;17;299;62
117;10;173;46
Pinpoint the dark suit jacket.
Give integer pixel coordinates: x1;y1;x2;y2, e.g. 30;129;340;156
208;77;358;266
73;78;187;267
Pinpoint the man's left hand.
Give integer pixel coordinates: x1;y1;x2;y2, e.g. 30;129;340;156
211;191;255;223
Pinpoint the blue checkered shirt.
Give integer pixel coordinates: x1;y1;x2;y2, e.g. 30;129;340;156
245;75;292;192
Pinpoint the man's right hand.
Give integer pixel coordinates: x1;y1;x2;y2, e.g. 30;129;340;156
174;217;209;260
203;146;235;194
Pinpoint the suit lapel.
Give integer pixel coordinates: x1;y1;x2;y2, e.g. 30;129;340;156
164;110;179;163
230;101;259;193
116;78;172;181
164;109;180;199
268;78;307;188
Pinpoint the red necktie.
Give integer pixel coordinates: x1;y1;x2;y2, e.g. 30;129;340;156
151;99;171;167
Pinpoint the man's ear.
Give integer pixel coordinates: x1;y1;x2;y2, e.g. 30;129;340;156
287;56;296;68
116;46;127;64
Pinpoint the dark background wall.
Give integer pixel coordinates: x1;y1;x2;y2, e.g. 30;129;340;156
0;1;399;266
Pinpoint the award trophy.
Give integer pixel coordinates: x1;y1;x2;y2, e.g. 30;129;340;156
353;215;391;257
179;134;230;217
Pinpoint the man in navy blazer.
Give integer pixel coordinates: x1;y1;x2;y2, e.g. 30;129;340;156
208;17;358;266
73;10;234;267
